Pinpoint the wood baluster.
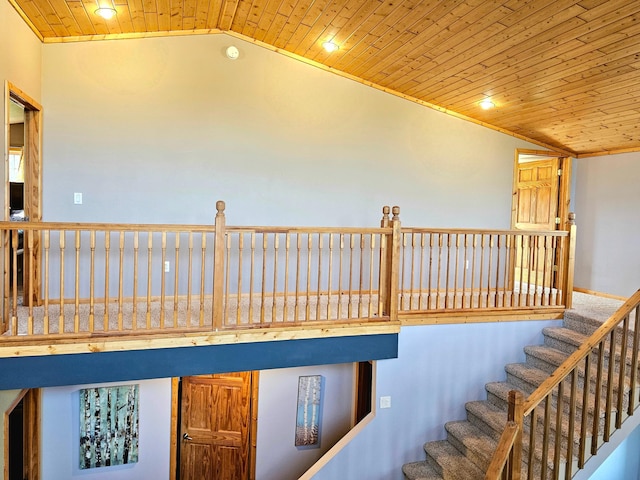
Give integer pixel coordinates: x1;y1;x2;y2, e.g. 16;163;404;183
494;235;501;308
172;233;180;328
486;234;493;308
517;234;525;307
284;233;290;322
225;234;232;325
503;235;511;308
409;232;416;310
249;232;255;324
9;230;17;335
2;229;9;334
566;371;577;479
104;231;111;331
132;232;139;330
146;233;152;329
604;330;616;441
89;231;95;333
160;232;167;329
541;396;551;480
118;231;125;331
75;230;81;333
337;234;344;320
348;234;354;319
436;233;443;309
27;230;34;335
273;233;280;322
454;234;461;309
526;235;535;307
478;234;485;309
591;340;605;454
553;381;564;477
462;234;468;309
327;234;333;320
306;234;313;320
294;234;301;321
541;236;550;306
199;233;206;327
316;234;323;321
579;354;591;468
470;234;477;309
527;406;537;480
444;233;451;309
237;233;244;326
418;233;425;310
59;231;66;334
185;232;192;327
260;234;267;324
357;234;364;318
427;233;434;309
616;314;629;428
368;235;375;318
629;306;640;415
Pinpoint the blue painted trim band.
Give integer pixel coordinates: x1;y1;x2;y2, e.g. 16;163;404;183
0;334;398;389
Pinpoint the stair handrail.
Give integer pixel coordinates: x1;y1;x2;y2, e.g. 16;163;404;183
523;289;640;415
486;288;640;480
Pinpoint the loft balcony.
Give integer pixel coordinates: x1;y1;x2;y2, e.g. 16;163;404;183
0;202;576;389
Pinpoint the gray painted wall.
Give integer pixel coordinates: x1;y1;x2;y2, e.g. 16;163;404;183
574;153;640;297
41;34;535;228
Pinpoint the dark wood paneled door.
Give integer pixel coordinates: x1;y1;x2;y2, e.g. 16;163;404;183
179;373;252;480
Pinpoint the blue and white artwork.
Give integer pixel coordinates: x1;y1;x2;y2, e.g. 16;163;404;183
295;375;324;448
79;384;139;469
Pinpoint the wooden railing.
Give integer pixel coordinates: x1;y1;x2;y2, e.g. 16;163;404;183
0;202;576;340
486;289;640;480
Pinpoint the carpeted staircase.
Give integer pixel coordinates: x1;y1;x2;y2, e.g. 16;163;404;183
402;294;635;480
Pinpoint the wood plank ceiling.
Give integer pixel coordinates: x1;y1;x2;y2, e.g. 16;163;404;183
9;0;640;157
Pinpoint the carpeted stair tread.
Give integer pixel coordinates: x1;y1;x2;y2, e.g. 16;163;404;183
445;420;497;471
465;400;507;441
505;362;550;393
524;345;570;373
402;461;443;480
424;440;484;480
543;326;588;351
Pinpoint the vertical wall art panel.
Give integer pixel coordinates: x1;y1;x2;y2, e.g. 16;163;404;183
79;384;139;469
295;375;324;448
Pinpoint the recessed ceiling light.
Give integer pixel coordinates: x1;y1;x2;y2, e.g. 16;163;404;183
95;6;117;19
480;99;495;110
322;41;339;53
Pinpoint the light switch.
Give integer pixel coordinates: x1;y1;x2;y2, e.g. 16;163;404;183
74;192;83;204
380;396;391;409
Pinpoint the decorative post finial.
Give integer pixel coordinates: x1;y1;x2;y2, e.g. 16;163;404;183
216;200;226;216
382;206;390;220
392;206;400;221
568;212;576;225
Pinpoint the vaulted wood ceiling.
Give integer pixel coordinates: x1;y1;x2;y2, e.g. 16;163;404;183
9;0;640;157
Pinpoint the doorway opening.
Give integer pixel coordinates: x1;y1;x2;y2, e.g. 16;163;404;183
5;82;42;308
4;389;40;480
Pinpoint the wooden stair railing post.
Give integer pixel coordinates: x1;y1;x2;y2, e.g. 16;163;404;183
389;206;401;320
563;212;577;309
508;390;524;480
378;206;390;317
213;200;226;330
378;205;400;320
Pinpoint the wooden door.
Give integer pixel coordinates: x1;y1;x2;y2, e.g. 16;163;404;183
179;373;252;480
511;157;560;291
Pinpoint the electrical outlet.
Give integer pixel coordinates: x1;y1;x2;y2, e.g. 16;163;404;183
164;261;170;272
380;396;391;409
73;192;83;205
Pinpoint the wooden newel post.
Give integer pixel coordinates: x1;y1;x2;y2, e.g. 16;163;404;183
213;200;226;331
507;390;523;480
564;212;577;309
378;206;400;320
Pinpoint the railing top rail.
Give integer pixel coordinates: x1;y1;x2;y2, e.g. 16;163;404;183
0;221;218;233
401;226;569;237
523;288;640;415
225;226;392;235
0;221;392;236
